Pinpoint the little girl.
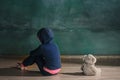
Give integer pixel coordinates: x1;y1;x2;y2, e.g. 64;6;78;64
17;28;61;76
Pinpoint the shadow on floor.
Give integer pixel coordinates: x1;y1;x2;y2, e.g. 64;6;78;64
0;67;42;76
62;72;85;76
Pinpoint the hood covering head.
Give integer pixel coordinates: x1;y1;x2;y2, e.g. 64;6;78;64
37;28;54;44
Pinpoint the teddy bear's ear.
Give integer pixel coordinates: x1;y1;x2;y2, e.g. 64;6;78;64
83;55;87;61
88;54;96;63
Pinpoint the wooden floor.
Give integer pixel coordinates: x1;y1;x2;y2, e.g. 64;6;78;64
0;57;120;80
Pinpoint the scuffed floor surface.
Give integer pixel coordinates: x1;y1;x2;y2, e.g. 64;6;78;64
0;58;120;80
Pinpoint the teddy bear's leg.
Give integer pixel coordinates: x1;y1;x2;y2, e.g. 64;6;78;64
89;66;98;76
83;66;97;76
96;68;101;76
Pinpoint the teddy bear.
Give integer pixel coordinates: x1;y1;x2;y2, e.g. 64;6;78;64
81;54;101;76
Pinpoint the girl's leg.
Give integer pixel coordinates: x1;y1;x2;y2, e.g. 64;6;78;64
35;56;53;76
22;55;53;76
22;55;36;66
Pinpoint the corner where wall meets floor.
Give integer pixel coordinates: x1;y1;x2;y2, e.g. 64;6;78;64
0;55;120;66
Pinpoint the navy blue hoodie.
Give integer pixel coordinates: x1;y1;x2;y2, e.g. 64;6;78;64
30;28;61;70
